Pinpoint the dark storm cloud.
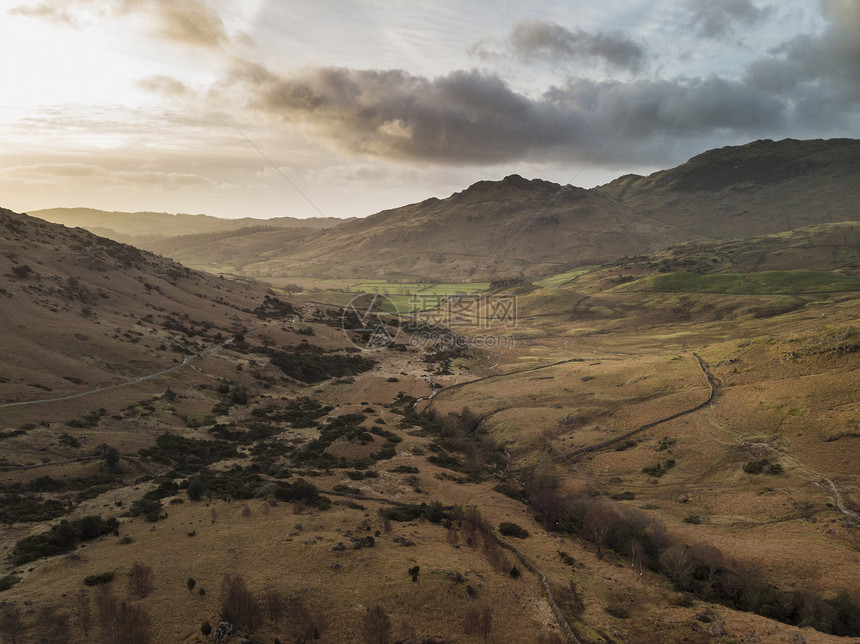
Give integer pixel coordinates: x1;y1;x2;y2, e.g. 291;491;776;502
685;0;774;39
228;61;785;165
471;20;646;72
745;0;860;124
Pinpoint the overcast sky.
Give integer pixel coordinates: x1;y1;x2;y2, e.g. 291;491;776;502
0;0;857;219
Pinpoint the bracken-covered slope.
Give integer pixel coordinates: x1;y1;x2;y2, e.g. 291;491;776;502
0;207;273;400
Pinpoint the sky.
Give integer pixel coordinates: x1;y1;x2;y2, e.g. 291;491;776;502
0;0;857;219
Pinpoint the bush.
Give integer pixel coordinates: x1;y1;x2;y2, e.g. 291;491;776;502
744;459;764;474
84;572;115;586
11;515;119;565
200;620;212;636
605;604;629;619
509;566;521;578
499;522;529;538
0;574;19;592
186;476;206;501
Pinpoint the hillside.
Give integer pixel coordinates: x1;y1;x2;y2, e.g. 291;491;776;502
114;138;858;282
2;204;859;643
597;138;859;241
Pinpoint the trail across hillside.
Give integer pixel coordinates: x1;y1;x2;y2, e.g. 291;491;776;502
0;327;266;409
561;353;717;460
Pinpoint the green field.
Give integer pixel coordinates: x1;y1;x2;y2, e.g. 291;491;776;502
346;282;490;313
620;270;860;294
535;266;595;287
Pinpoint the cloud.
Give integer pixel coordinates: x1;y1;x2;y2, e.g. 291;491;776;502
684;0;774;38
470;19;646;72
745;0;860;124
1;162;216;190
136;75;192;98
117;0;227;48
7;2;82;27
9;0;228;48
227;61;787;166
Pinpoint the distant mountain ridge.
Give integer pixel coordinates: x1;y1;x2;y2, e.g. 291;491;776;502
29;207;353;245
29;138;860;280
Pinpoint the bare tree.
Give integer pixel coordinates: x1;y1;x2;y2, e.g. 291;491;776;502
284;597;317;642
690;542;724;599
377;507;391;534
220;574;262;632
630;539;648;577
127;562;155;599
0;605;24;644
76;588;93;637
37;605;71;644
446;526;460;546
660;545;694;590
94;586;151;644
263;590;284;626
362;605;391;644
463;605;492;643
583;501;618;558
113;601;152;644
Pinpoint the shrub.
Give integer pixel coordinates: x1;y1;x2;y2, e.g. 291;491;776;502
509;566;521;579
11;515;119;565
84;572;115;586
200;620;212;636
186;476;206;501
0;574;19;592
498;522;529;538
743;459;769;474
605;604;629;619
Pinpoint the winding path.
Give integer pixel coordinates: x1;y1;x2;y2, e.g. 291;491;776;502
559;353;717;461
0;327;268;410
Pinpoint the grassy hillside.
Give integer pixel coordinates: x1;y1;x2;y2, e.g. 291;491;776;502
621;270;860;294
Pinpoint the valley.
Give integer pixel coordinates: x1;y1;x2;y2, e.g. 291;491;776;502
1;140;859;644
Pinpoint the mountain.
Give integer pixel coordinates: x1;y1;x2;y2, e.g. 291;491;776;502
120;138;858;281
29;207;352;246
597;138;860;240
